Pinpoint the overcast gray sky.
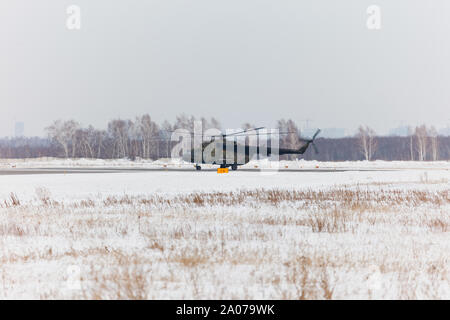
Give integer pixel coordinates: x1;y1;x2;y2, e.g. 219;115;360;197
1;0;449;136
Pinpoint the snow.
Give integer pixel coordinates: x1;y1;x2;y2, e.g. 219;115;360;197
1;157;449;170
0;166;448;202
0;159;448;299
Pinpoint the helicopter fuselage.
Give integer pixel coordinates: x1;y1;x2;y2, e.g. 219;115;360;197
182;140;311;169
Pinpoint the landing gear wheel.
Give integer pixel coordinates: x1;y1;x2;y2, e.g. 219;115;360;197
231;164;238;171
196;165;202;171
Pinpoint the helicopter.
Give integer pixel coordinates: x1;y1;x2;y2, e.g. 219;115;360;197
176;127;321;171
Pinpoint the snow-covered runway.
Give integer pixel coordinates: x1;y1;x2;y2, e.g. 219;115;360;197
0;165;448;202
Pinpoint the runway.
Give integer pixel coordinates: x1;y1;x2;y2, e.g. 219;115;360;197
0;165;446;204
0;167;394;175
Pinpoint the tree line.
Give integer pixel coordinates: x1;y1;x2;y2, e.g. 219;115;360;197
0;115;449;161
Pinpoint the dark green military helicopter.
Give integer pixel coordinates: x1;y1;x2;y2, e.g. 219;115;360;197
180;127;321;171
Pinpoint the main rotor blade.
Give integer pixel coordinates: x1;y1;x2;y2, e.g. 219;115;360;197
227;131;298;137
312;143;319;154
211;127;265;138
159;130;205;136
312;129;321;140
298;129;321;143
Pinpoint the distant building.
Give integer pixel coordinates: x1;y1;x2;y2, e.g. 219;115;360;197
15;122;24;137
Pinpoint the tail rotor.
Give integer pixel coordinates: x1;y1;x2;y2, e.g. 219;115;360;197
299;129;321;154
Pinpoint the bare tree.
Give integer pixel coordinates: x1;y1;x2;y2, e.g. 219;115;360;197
209;117;221;131
241;123;254;130
137;114;159;159
45;120;80;158
429;126;439;161
414;125;428;161
277;119;301;160
356;125;377;161
95;130;108;158
128;120;141;159
81;126;102;158
160;120;173;158
174;113;196;131
407;126;414;161
72;128;86;158
108;119;132;158
5;117;450;161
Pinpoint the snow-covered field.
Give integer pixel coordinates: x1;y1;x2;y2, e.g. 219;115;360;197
0;160;449;299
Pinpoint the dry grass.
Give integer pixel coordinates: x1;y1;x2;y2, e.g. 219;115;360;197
0;184;449;299
3;193;21;207
96;188;449;210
